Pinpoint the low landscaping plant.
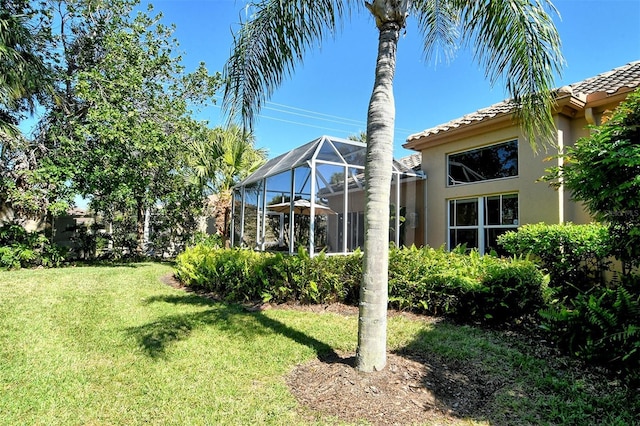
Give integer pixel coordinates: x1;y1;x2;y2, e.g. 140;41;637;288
540;273;640;383
498;222;640;382
175;244;546;323
387;245;546;322
0;224;68;270
175;245;361;305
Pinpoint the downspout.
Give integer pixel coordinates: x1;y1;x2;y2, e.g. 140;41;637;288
585;107;596;126
557;128;565;224
422;173;428;247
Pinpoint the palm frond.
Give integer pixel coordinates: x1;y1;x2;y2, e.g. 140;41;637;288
457;0;564;149
412;0;460;65
223;0;359;129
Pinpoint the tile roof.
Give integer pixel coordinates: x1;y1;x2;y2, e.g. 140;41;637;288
570;60;640;95
396;152;422;171
406;60;640;142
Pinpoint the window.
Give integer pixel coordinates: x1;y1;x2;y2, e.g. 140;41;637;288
448;140;518;186
449;198;478;249
448;194;519;254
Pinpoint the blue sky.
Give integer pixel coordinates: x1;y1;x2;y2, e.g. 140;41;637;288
104;1;640;158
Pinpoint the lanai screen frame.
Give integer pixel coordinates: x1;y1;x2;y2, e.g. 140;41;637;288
231;135;423;256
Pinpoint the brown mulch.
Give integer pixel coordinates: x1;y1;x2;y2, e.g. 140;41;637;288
287;350;505;425
159;274;511;425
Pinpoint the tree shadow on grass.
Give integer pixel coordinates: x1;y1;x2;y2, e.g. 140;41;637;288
392;330;505;422
127;293;340;362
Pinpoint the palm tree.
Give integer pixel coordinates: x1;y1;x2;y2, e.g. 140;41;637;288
223;0;563;373
212;125;267;194
188;125;267;240
211;125;267;241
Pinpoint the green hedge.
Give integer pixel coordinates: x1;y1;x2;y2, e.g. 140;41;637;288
498;222;640;381
175;245;545;323
497;222;611;295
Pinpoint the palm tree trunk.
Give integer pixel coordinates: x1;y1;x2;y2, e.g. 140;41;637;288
356;19;401;373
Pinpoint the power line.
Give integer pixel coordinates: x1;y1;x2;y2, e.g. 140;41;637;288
263;100;420;134
257;114;362;135
211;95;421;135
262;104;365;127
209;96;420;139
266;101;365;126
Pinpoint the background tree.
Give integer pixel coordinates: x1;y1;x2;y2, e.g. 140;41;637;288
223;0;563;372
0;0;70;227
0;0;51;135
348;131;367;142
31;0;220;255
546;88;640;271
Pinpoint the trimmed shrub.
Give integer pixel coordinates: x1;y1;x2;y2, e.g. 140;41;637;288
388;246;545;321
497;222;611;297
464;260;547;322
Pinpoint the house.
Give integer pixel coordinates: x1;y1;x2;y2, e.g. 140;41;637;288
403;60;640;254
233;61;640;256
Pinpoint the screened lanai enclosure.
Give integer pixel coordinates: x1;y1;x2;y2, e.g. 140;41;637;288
231;136;425;256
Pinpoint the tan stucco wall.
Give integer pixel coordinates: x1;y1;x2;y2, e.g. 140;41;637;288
419;118;593;250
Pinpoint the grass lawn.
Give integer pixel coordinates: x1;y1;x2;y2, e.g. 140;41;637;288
0;263;636;425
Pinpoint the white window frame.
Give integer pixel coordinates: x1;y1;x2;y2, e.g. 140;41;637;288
448;193;519;254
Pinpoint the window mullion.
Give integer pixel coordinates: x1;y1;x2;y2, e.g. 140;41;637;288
478;197;485;255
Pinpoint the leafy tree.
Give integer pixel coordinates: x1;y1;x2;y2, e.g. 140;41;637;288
32;0;221;254
546;88;640;270
223;0;563;372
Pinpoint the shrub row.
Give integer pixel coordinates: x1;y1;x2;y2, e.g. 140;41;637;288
497;222;611;295
174;245;545;323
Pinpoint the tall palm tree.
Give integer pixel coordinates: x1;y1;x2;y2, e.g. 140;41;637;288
223;0;563;373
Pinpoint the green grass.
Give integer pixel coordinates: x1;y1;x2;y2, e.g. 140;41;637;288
0;263;636;425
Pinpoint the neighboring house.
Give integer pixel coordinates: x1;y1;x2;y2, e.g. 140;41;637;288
403;61;640;254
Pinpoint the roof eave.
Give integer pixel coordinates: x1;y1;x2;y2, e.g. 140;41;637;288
403;111;515;151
